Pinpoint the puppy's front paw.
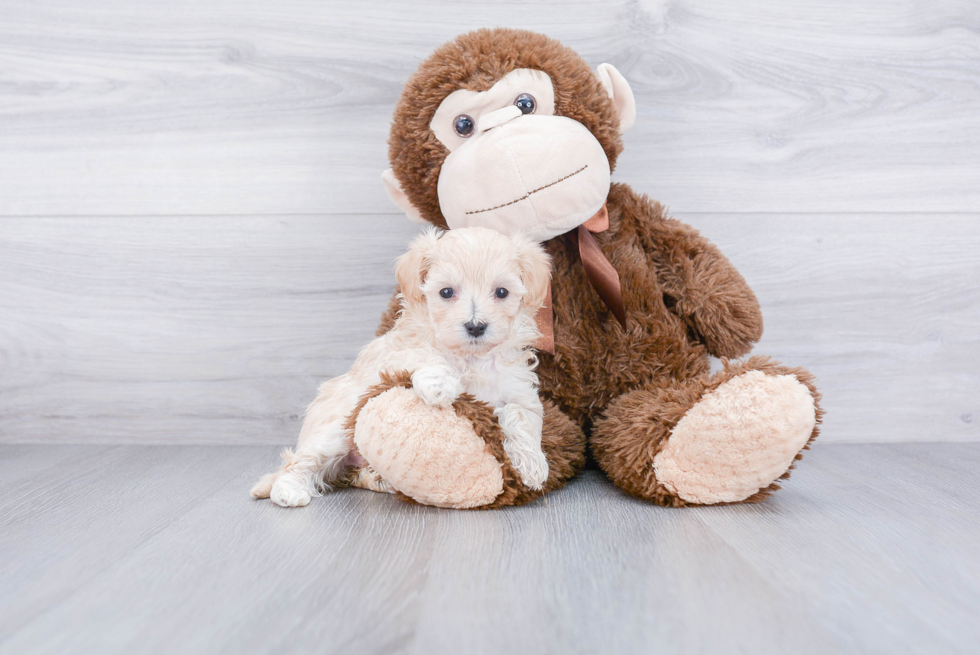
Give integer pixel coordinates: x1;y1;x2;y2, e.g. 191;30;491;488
495;404;549;491
412;364;463;407
270;473;313;508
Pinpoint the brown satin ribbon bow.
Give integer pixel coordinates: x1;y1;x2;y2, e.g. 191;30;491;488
534;203;627;354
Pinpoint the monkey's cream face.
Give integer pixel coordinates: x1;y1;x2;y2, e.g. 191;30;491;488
429;69;617;243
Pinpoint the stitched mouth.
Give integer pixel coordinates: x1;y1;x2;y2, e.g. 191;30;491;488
465;164;589;215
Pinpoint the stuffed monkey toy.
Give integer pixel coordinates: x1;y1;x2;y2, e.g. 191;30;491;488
350;28;822;508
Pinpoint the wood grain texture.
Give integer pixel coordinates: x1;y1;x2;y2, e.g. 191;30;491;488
1;1;977;445
0;443;977;654
0;0;978;216
0;214;421;443
2;213;977;444
686;212;980;443
0;445;262;643
2;4;976;652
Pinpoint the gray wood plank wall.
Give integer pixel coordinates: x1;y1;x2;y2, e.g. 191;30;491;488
1;0;978;444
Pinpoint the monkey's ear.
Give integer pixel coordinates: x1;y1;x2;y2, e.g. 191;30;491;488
382;168;427;224
596;63;636;133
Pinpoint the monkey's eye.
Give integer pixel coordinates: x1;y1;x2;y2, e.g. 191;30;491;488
495;287;509;299
453;115;475;137
439;287;455;299
514;93;536;115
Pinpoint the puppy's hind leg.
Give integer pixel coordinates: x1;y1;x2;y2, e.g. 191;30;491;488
250;472;278;499
267;421;352;508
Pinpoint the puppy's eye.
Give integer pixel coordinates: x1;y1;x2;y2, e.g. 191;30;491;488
495;288;509;299
453;115;474;137
514;93;536;115
439;287;454;299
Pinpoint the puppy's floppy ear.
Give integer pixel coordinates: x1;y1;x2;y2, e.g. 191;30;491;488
513;235;552;312
395;227;441;304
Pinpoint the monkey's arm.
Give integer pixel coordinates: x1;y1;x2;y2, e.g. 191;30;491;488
375;289;401;336
623;190;763;358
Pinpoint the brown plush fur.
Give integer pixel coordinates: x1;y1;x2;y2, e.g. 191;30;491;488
536;183;765;426
376;292;401;337
345;371;586;509
383;28;823;506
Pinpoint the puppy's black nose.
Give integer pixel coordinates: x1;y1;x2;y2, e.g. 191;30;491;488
464;321;488;338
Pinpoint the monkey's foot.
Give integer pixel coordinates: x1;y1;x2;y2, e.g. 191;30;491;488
653;369;817;504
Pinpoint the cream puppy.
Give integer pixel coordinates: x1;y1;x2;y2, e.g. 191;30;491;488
251;226;552;507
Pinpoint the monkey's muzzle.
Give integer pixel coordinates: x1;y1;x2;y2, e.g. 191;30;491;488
437;115;611;243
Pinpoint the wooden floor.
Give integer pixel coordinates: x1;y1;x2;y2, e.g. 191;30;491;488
1;443;977;654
